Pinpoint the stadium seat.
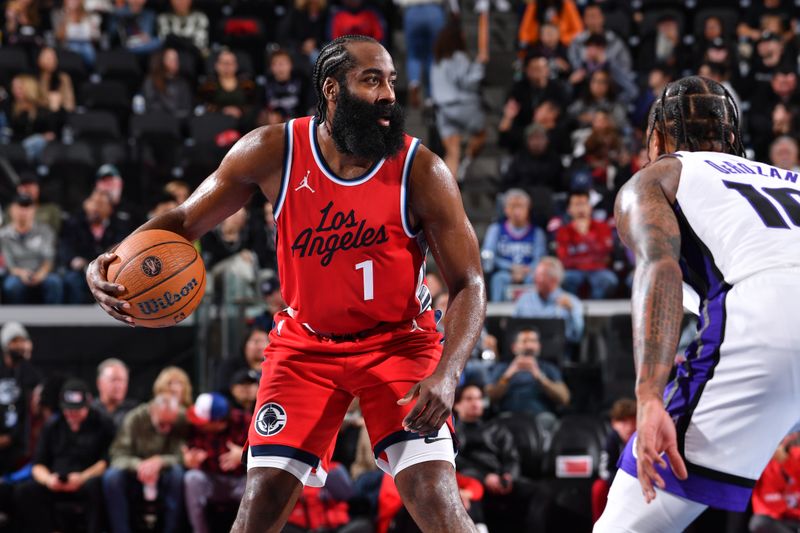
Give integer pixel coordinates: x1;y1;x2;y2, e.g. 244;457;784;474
189;113;239;146
0;143;31;173
56;48;88;87
68;111;121;141
95;49;142;93
79;81;131;129
0;47;30;85
40;142;96;211
600;314;636;406
493;412;545;479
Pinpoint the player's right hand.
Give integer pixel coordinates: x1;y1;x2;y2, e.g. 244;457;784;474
86;252;134;325
635;396;687;503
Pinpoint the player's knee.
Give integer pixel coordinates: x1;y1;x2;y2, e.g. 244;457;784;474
395;461;457;507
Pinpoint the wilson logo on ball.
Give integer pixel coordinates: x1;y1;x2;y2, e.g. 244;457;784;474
141;256;163;277
136;278;200;315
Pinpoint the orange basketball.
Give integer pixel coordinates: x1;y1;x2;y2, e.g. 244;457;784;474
106;229;206;328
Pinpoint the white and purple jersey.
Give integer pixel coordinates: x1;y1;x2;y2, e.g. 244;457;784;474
618;151;800;512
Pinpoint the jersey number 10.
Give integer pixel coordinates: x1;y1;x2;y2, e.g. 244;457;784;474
724;180;800;229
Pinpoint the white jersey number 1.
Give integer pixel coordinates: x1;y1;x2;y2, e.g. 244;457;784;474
355;260;374;301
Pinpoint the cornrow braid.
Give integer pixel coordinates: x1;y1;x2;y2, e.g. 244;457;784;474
312;34;379;124
654;75;745;157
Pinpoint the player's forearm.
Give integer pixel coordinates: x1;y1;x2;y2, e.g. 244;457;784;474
631;258;684;401
434;276;486;381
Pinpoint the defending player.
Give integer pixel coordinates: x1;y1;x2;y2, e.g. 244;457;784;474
87;36;486;533
595;76;800;531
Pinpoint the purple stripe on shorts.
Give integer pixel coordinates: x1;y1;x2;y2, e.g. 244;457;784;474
618;434;753;511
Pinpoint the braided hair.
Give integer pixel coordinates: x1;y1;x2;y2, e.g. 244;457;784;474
312;34;379;124
647;76;745;157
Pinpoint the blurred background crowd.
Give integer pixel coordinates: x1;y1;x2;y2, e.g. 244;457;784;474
0;0;799;531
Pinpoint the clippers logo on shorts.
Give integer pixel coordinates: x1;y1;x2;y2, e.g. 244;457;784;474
254;402;288;437
141;256;162;277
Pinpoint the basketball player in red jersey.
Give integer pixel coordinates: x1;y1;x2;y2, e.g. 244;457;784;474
87;35;486;533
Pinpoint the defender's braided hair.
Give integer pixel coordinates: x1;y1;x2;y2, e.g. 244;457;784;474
647;76;745;157
312;34;379;124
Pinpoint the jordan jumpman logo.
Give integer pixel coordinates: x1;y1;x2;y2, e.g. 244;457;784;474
295;171;315;193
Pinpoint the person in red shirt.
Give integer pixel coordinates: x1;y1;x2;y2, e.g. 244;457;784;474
329;0;384;43
750;434;800;533
555;190;618;298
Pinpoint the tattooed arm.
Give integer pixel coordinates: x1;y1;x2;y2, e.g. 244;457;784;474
615;156;688;501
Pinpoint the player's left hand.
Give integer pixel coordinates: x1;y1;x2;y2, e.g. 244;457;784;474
398;373;457;435
635;396;688;503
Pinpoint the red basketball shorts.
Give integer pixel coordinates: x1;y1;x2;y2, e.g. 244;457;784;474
244;309;456;487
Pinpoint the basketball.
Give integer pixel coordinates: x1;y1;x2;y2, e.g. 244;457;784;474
106;229;206;328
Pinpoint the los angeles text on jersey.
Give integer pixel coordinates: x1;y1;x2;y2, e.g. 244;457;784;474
705;159;800;183
290;200;390;266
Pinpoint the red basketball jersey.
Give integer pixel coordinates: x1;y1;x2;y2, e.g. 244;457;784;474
273;116;431;334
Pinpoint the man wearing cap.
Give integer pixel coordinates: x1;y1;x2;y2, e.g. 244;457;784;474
252;275;285;332
0;322;41;474
61;189;132;304
14;171;62;235
14;379;115;533
183;392;251;533
228;368;259;413
94;164;143;227
500;123;563;192
0;194;62;304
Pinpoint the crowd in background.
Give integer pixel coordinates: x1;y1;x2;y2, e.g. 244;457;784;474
1;0;800;531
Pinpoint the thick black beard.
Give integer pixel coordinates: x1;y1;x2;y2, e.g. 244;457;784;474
328;85;405;161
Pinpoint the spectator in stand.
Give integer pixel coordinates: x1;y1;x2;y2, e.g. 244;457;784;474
51;0;101;67
751;68;800;160
95;164;143;227
750;433;800;533
215;326;268;392
430;18;488;181
142;47;193;119
518;0;583;49
568;4;631;74
482;189;547;302
0;194;62;304
281;0;329;66
486;328;570;427
14;379;114;533
164;180;191;204
286;463;355;532
514;257;584;344
556;190;617;299
8;74;57;164
15;171;63;235
148;192;179;219
567;68;629;133
60;189;130;304
198;49;258;123
183;393;250;533
263;50;313;119
93;358;138;430
152;366;193;408
329;0;385;42
201;207;259;302
249;201;277;274
750;31;793;96
769;135;800;172
631;63;672;129
0;322;41;475
4;0;44;49
157;0;209;57
498;53;569;153
396;0;445;107
103;393;187;533
692;16;734;71
737;0;796;44
637;13;688;75
568;33;637;106
227;368;259;413
110;0;161;56
571;111;630;205
592;398;636;522
500;123;563;192
454;383;527;532
526;23;571;81
36;47;76;126
252;275;285;331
